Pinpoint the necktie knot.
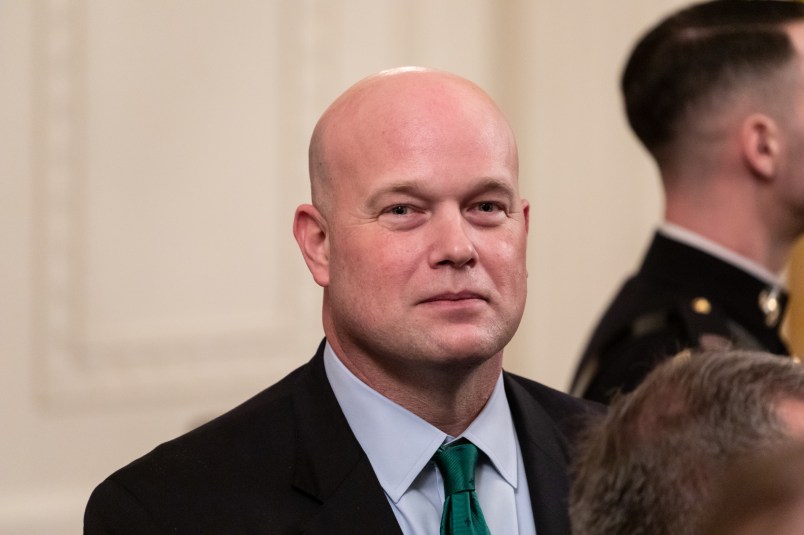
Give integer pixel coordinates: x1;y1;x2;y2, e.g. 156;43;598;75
434;441;479;495
433;440;491;535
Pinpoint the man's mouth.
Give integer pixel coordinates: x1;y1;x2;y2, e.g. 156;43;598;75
420;291;486;303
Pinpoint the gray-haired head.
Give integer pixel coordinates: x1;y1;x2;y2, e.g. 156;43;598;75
570;349;804;535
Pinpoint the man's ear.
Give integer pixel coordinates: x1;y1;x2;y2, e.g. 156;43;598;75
741;113;780;180
293;204;330;287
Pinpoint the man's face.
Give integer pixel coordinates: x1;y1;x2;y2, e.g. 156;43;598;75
318;76;529;373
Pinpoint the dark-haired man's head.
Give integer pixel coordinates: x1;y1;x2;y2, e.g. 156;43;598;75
622;0;804;273
624;0;804;165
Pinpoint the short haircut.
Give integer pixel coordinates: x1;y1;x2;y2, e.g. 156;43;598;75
569;350;804;535
622;0;804;162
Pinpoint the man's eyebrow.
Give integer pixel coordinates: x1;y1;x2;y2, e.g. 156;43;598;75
469;178;517;199
364;177;517;207
364;182;428;208
459;178;518;208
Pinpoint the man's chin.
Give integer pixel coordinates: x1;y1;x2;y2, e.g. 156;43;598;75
426;335;506;365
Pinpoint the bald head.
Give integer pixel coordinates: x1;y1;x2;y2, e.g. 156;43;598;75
308;68;518;217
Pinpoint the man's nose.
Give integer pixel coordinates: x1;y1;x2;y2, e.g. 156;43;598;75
428;210;478;268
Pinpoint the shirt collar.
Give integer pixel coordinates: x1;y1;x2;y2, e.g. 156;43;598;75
659;222;786;288
459;374;519;488
323;343;519;503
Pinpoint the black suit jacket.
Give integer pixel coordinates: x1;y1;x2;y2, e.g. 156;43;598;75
85;340;600;534
571;232;790;404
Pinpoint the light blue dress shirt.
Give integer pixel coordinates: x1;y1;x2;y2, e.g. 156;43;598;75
323;343;537;535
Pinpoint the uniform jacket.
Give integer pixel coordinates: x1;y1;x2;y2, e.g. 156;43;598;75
571;233;790;404
85;340;600;534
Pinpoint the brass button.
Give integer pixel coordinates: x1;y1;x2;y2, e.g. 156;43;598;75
758;288;781;328
692;297;711;315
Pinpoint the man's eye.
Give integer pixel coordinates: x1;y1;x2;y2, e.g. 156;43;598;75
389;205;409;215
378;204;425;230
477;202;499;213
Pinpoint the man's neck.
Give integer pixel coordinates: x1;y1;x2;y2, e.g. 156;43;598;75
326;338;502;437
378;363;502;437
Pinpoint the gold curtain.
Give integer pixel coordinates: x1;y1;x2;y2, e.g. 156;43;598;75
786;239;804;356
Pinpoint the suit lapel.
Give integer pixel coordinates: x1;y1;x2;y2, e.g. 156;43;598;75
505;374;572;535
290;342;403;535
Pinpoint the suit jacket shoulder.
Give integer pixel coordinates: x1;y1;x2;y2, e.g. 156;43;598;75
505;372;602;446
84;341;398;534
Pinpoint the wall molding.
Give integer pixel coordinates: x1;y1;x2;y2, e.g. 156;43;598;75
31;0;317;410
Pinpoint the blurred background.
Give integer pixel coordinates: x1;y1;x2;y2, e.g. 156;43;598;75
2;0;803;532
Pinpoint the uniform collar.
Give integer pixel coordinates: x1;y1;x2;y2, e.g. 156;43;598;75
659;223;785;288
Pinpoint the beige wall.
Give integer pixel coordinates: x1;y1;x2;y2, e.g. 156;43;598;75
1;0;690;532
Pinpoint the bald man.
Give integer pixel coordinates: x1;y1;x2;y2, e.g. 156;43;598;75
84;68;600;534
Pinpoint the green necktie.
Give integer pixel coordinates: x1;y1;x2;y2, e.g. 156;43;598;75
433;440;492;535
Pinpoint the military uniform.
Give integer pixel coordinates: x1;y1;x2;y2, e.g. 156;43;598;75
571;231;790;404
